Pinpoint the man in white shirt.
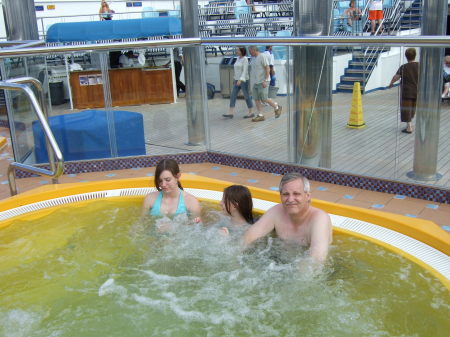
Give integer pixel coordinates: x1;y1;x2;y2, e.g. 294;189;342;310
263;46;276;87
118;51;135;68
369;0;383;35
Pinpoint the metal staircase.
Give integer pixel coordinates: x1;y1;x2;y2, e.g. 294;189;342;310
336;47;390;93
336;0;421;93
400;0;422;30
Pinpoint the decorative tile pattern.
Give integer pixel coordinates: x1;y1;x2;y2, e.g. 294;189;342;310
394;195;406;200
13;151;449;204
371;204;385;209
425;204;439;209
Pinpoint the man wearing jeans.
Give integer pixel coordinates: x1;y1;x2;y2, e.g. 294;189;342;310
248;46;282;122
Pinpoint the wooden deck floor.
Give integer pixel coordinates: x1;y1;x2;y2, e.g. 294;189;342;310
137;89;448;187
49;88;449;188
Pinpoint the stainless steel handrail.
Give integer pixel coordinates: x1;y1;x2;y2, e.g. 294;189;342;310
0;79;64;196
0;36;449;58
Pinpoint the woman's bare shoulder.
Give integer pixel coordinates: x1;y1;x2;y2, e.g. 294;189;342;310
183;191;200;205
143;191;159;204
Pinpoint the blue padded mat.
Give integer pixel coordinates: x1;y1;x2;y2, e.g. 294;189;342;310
32;110;146;163
46;17;181;42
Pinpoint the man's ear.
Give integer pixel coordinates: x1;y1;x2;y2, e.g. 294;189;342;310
176;173;181;180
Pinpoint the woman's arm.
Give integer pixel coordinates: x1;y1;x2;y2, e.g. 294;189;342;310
185;193;202;223
240;58;249;82
141;192;157;218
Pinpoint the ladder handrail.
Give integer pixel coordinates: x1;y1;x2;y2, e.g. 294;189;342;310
0;78;64;195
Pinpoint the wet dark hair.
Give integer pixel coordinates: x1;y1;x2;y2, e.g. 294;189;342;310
238;47;247;56
223;185;254;224
154;159;183;191
405;48;416;61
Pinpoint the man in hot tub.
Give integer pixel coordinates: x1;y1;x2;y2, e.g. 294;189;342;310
243;172;332;263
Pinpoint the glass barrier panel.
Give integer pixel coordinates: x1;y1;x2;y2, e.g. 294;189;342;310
0;55;50;164
207;44;291;162
0;41;447;190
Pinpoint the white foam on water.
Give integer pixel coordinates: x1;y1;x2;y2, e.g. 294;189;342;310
0;309;43;337
138;269;203;283
98;278;127;297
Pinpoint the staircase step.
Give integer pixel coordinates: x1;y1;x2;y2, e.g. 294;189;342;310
336;84;365;92
400;23;421;29
349;61;376;67
353;50;388;58
346;68;370;75
341;76;366;82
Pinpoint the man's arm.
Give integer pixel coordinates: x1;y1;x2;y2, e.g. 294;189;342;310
262;65;270;88
242;206;278;247
389;73;401;88
308;210;332;263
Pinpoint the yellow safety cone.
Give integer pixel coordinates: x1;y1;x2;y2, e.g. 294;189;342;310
347;82;366;129
0;136;6;150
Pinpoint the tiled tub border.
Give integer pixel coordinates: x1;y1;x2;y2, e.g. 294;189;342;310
14;151;449;204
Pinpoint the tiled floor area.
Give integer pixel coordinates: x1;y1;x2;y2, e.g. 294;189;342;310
0;126;449;230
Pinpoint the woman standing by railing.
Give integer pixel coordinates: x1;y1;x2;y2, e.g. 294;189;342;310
99;0;115;21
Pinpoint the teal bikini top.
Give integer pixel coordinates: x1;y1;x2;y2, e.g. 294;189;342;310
150;190;187;216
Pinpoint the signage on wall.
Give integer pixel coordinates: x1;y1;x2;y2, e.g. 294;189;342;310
126;2;142;7
35;6;44;11
47;5;56;10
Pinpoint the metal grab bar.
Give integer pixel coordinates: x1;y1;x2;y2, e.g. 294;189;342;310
0;36;449;59
0;79;64;195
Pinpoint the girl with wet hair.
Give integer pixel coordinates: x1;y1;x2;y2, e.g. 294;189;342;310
219;185;254;235
141;159;201;222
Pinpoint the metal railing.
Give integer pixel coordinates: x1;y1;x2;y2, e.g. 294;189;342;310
0;36;449;60
0;78;64;195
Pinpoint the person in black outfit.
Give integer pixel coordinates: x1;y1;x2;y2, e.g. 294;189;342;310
165;48;185;97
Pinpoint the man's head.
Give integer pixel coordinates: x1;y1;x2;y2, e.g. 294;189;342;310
444;55;450;67
279;173;311;215
265;46;272;52
405;48;416;62
248;46;259;57
279;172;310;193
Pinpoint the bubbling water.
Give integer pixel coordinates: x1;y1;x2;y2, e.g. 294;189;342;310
0;200;448;337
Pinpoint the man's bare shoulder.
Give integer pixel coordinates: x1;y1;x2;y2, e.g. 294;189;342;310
263;203;286;220
309;206;332;225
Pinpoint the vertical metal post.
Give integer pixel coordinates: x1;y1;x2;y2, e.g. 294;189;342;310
408;0;446;181
2;0;39;41
181;0;209;147
292;0;332;168
0;59;20;160
99;52;118;158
